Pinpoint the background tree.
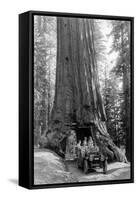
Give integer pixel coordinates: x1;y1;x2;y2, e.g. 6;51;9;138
108;20;131;159
34;16;56;145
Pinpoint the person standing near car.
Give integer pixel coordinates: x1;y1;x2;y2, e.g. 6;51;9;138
76;140;82;157
81;137;88;157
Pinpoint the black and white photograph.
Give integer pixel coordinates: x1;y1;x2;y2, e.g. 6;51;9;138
33;14;133;186
1;0;137;197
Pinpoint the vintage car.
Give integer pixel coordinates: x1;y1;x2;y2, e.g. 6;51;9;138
77;148;108;174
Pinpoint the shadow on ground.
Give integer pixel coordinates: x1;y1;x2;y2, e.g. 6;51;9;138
8;179;18;185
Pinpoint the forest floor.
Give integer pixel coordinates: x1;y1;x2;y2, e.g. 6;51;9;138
34;148;130;185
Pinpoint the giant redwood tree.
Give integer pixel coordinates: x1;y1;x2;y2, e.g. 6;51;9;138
48;17;127;162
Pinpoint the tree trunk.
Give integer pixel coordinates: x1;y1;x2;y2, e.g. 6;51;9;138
121;23;130;160
49;17;127;162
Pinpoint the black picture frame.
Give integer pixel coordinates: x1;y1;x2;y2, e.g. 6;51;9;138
19;10;134;189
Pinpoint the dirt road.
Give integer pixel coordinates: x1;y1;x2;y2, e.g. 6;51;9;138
66;160;130;182
34;149;130;184
34;148;76;185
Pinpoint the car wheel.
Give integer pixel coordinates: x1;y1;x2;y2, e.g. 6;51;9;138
103;159;107;174
83;160;88;174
